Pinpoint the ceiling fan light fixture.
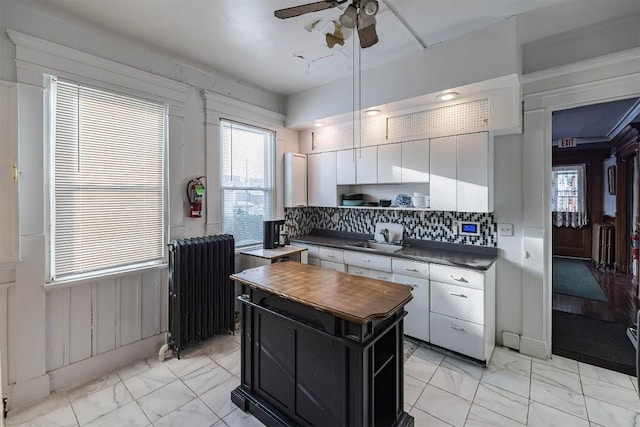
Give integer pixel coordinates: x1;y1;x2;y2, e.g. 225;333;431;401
362;0;379;16
339;4;357;29
436;91;459;101
365;109;381;116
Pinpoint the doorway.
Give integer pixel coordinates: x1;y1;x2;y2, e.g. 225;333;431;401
550;99;639;374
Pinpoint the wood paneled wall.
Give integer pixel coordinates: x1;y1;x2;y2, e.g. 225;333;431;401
552;146;610;258
45;269;167;374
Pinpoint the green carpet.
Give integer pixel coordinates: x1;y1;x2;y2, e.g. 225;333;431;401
553;257;608;302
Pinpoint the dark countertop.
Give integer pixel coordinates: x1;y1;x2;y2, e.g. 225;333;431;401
291;229;497;271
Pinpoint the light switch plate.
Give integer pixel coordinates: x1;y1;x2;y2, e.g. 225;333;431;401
498;223;514;236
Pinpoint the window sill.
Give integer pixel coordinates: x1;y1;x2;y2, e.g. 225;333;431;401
44;262;168;291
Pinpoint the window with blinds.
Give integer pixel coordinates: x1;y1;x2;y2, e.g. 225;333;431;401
220;120;274;247
50;78;166;281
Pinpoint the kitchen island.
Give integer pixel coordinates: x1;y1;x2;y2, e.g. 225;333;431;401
230;261;414;427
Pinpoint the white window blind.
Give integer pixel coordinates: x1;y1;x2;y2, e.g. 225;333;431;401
51;79;166;280
220;120;274;247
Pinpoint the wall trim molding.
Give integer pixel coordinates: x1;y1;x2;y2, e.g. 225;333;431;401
7;29;188;114
520;336;548;359
522;48;640;85
203;90;285;127
8;373;50;410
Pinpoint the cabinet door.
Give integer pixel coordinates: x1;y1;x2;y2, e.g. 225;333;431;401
377;144;401;183
430;136;457;211
336;149;356;185
284;153;307;207
356;146;377;184
307;151;337;207
401;139;429;183
457;132;491;212
392;274;429;342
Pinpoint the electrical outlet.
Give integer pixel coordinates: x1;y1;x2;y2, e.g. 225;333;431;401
498;223;514;236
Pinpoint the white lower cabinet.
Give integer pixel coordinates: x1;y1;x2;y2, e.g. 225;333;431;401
392;274;429;342
429;263;495;362
429;312;485;360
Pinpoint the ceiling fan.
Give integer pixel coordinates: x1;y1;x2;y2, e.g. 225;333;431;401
274;0;380;49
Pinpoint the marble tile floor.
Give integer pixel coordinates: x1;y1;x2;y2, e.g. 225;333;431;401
6;334;640;427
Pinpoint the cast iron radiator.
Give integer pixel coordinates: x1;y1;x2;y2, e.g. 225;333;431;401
591;223;615;269
168;235;235;357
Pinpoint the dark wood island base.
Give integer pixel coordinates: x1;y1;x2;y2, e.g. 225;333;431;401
230;262;415;427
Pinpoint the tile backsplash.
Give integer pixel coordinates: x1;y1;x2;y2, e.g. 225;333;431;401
284;207;496;247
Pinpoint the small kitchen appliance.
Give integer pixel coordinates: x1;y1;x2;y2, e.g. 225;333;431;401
263;219;285;249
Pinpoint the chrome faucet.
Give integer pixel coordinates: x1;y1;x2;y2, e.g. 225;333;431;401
379;228;390;243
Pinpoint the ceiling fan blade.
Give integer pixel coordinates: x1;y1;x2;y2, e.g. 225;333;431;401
274;1;344;19
358;23;379;48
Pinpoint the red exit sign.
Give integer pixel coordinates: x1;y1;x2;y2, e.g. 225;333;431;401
559;138;577;148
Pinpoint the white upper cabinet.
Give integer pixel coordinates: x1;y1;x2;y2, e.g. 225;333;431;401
336;149;356;185
377;143;402;184
355;146;377;184
457;132;493;213
429;136;457;212
284;153;307;208
401;139;429;183
0;81;18;264
307;151;337;207
430;132;493;213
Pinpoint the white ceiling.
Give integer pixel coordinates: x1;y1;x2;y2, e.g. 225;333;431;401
32;0;633;97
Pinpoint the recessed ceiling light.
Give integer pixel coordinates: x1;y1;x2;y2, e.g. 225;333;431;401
436;92;459;101
314;121;324;127
365;109;381;116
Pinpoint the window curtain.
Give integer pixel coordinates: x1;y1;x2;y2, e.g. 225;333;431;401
551;164;588;228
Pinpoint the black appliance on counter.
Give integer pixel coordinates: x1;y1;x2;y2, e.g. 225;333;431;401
263;219;285;249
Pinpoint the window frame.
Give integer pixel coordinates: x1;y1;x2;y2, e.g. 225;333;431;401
219;118;276;248
45;75;170;284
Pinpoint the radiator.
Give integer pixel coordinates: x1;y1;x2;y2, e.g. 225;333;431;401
592;223;614;268
168;235;235;357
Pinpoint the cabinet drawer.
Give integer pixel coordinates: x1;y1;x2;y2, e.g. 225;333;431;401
430;312;485;360
430;264;484;290
347;265;369;277
320;260;346;272
431;281;485;325
369;270;392;281
392;259;429;279
308;257;320;267
319;247;344;263
292;243;319;258
343;251;391;272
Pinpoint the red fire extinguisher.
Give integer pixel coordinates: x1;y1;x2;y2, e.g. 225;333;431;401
187;177;205;218
632;232;639;260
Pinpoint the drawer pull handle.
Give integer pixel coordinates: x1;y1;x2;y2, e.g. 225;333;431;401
450;275;468;283
327;255;335;258
449;324;464;331
405;268;419;272
355;270;363;274
449;292;467;298
363;259;370;262
377;276;386;279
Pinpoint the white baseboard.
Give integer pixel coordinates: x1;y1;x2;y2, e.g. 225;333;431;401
520;336;548;359
502;332;521;350
9;374;50;410
49;334;166;392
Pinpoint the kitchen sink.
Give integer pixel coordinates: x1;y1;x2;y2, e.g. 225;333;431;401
346;241;403;253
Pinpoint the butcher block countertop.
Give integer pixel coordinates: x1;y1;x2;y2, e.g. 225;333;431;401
230;261;412;325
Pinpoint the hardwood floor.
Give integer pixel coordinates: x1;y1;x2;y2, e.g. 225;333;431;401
552;261;637;325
